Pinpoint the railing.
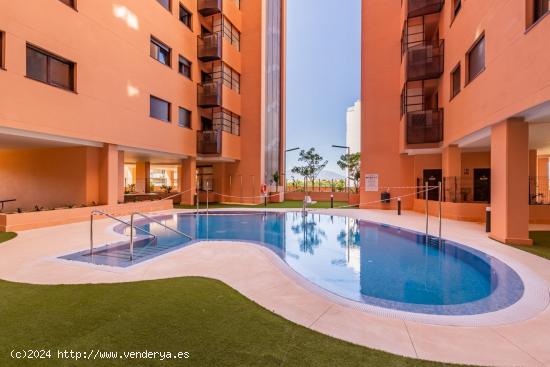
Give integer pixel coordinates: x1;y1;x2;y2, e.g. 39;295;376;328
407;0;444;18
130;212;192;260
529;176;550;205
197;130;222;155
406;109;443;144
406;40;444;81
198;33;222;61
197;0;222;16
441;176;490;203
197;81;222;108
284;179;358;193
89;210;156;259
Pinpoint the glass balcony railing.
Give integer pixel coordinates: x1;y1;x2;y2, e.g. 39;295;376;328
406;40;444;81
198;33;222;62
197;81;222;108
197;130;222;155
198;0;222;17
406;109;444;145
407;0;444;18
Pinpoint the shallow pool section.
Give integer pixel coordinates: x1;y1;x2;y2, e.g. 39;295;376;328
60;212;524;315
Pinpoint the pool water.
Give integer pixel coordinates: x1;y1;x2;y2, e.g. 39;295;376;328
61;212;524;315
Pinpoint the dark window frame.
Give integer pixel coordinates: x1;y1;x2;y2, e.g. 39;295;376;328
453;0;462;19
179;3;193;30
450;63;461;99
156;0;171;11
213;15;241;51
150;36;172;67
527;0;550;30
58;0;77;10
150;95;172;122
178;107;192;128
25;44;76;92
465;33;485;85
0;31;5;70
178;55;192;79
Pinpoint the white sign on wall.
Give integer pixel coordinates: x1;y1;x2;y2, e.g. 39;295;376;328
364;174;379;192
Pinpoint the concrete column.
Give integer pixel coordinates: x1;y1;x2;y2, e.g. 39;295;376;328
442;145;461;202
489;119;532;245
179;158;196;205
135;161;150;193
99;144;120;206
537;156;549;203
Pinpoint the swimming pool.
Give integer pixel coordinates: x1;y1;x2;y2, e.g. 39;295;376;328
61;211;524;315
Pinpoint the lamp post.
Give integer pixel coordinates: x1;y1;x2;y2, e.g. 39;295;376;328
332;144;351;201
284;147;300;192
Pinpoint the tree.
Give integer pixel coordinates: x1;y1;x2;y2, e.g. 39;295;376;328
337;152;361;191
291;148;328;191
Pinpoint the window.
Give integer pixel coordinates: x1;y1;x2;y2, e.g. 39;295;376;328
0;31;4;69
58;0;76;9
179;4;192;29
150;37;171;66
213;15;240;51
178;107;192;128
178;55;192;79
156;0;171;11
529;0;550;27
451;63;461;99
211;62;240;93
453;0;462;19
150;96;171;122
467;35;485;84
213;108;240;135
197;166;214;191
26;45;75;91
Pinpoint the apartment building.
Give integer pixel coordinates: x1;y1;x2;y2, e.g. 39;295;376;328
0;0;285;212
346;100;361;154
361;0;550;245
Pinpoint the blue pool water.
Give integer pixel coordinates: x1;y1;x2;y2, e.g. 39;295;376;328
61;212;524;315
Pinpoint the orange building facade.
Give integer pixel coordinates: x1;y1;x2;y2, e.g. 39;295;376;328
361;0;550;245
0;0;285;214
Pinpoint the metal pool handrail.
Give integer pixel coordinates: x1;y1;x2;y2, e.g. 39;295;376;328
130;212;193;261
90;210;157;259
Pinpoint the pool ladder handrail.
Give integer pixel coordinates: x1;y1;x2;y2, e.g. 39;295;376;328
90;210;157;260
130;212;193;261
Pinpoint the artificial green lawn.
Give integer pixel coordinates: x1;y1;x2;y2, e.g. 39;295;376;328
514;231;550;260
0;277;462;367
0;232;17;243
175;200;352;210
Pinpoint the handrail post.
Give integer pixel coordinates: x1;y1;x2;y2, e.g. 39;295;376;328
206;181;209;215
90;213;94;256
438;181;442;243
425;181;429;241
130;213;134;261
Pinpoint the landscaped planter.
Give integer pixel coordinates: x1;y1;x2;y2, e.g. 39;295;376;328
0;200;173;232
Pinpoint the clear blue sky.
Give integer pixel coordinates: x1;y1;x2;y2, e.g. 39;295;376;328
285;0;361;178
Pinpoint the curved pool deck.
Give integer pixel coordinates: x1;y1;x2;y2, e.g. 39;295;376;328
1;208;550;367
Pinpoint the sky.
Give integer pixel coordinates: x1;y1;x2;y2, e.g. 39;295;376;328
285;0;361;179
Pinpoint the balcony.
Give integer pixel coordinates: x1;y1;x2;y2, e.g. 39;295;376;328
407;0;444;18
197;130;222;155
198;0;222;16
406;109;443;145
406;40;444;82
197;81;222;108
198;33;222;61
